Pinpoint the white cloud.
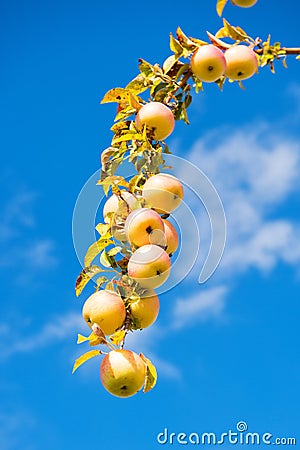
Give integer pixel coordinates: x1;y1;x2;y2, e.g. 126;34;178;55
171;286;228;330
0;312;83;359
175;124;300;282
0;184;58;281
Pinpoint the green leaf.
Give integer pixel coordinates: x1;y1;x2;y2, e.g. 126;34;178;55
138;59;155;78
176;27;197;55
140;353;157;393
72;350;102;374
75;265;106;297
216;0;228;17
84;238;114;267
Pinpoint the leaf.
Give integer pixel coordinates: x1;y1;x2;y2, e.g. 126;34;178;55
96;275;108;287
176;27;197;53
206;31;231;50
169;33;183;56
84;238;114;267
222;19;248;41
101;88;140;110
112;132;144;146
107;246;123;257
75;265;106;297
77;331;106;346
97;176;129;196
72;350;102;374
114;106;136;122
126;74;149;95
162;55;178;74
138;59;155;78
95;223;111;236
109;330;126;345
216;0;228;16
140;353;157;393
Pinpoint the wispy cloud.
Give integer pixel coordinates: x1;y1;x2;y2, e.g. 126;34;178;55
171;286;228;330
0;312;83;360
0;180;58;283
0;411;36;450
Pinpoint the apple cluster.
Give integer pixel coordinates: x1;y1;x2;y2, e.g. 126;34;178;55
77;102;184;398
191;43;258;83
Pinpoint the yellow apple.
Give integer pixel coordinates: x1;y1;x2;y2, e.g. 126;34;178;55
135;102;175;141
82;290;126;335
224;45;258;80
162;219;179;256
125;208;165;248
100;349;146;398
128;244;171;289
142;173;184;214
191;44;226;82
130;289;160;329
232;0;257;7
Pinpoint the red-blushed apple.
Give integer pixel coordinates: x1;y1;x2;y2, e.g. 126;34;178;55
163;219;179;256
130;289;160;329
100;349;146;397
82;290;126;335
142;173;184;214
232;0;257;7
128;244;171;289
191;44;226;82
224;45;258;80
135;102;175;141
125;208;165;248
103;191;137;223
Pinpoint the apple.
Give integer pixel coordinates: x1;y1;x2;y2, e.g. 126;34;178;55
128;244;171;289
224;45;258;80
82;290;126;335
191;44;226;83
163;219;179;256
100;349;146;397
232;0;257;7
103;191;137;224
142;173;184;214
130;289;160;329
135;102;175;141
125;208;166;248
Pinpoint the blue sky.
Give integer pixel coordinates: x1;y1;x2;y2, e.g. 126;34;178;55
1;0;300;449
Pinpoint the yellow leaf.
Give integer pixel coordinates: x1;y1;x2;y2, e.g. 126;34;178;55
77;333;90;344
109;330;126;345
75;265;106;297
77;331;106;346
206;31;231;50
140;353;157;393
169;33;183;56
222;19;248;41
112;132;144;145
100;88;138;107
216;0;228;16
72;350;102;374
126;74;149;95
95;223;111;236
84;238;114;267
